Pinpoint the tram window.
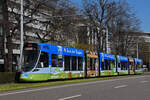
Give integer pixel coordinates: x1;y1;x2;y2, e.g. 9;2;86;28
58;58;63;67
78;57;83;71
109;60;111;70
64;55;70;71
39;52;49;67
121;61;128;70
90;58;93;70
118;63;121;68
89;58;96;70
91;59;96;70
72;56;77;71
52;54;57;67
104;59;110;70
137;63;139;70
121;62;124;70
135;64;138;70
101;61;105;70
112;61;115;66
90;58;96;70
136;63;141;70
58;55;63;67
105;60;108;70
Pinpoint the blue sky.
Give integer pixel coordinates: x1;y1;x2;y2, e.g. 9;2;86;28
126;0;150;32
72;0;150;32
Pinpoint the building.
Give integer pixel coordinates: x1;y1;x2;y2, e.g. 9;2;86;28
143;32;150;43
0;0;59;71
0;0;4;71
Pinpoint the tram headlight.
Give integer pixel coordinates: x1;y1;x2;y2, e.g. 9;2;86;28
22;74;28;78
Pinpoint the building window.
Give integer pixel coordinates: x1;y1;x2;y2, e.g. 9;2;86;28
0;1;2;13
0;1;3;21
0;24;2;36
0;50;2;59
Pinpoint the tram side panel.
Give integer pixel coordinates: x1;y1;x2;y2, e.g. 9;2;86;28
99;53;118;76
134;58;143;74
128;58;135;75
86;51;99;77
48;45;85;79
116;55;129;75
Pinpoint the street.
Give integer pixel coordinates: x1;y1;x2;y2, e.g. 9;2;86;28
0;75;150;100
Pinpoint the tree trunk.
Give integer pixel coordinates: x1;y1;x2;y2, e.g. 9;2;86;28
3;0;13;72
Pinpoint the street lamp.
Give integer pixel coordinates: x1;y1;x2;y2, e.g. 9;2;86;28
102;27;109;53
136;40;139;58
19;0;24;71
106;27;109;54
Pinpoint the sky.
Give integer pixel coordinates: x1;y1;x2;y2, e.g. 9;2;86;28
126;0;150;32
72;0;150;32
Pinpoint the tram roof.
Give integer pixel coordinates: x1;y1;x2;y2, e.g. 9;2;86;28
100;53;115;60
134;58;143;63
38;43;84;56
117;55;128;62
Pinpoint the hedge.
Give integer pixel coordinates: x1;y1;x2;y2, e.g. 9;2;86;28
0;72;16;84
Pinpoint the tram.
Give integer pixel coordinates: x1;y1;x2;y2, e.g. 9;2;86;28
19;43;143;82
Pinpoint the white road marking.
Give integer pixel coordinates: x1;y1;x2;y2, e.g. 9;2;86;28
0;75;149;97
140;81;148;83
58;94;81;100
114;85;128;89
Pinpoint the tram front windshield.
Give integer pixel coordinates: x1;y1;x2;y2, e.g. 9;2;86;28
22;44;40;72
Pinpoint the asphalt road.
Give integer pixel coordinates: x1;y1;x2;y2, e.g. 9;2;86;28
0;75;150;100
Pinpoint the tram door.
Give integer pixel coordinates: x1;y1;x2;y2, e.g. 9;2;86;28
86;52;98;77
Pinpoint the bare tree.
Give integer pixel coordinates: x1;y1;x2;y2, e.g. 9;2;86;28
2;0;10;71
4;0;80;71
5;0;56;71
82;0;142;56
35;0;81;46
108;0;142;56
82;0;119;52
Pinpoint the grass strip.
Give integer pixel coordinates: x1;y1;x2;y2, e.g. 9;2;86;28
0;75;133;92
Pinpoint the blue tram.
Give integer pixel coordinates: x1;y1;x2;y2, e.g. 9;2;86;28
21;43;85;81
19;43;143;82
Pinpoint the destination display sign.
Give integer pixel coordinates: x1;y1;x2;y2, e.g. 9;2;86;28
24;43;38;51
